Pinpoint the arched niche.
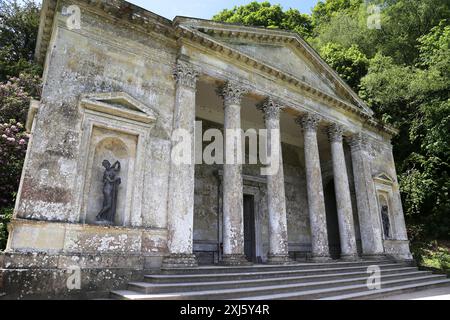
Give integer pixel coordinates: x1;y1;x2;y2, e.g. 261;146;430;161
377;193;392;239
85;135;133;226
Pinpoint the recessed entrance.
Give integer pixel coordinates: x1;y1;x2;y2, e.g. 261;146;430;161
243;194;257;263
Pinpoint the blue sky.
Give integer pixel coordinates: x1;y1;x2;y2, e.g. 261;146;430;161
127;1;320;20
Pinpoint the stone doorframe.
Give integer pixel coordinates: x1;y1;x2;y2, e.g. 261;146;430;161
242;185;263;262
217;170;265;263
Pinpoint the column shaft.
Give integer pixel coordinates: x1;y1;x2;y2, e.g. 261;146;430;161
297;114;331;262
348;133;384;259
258;98;290;264
219;82;248;265
328;124;358;260
162;60;198;268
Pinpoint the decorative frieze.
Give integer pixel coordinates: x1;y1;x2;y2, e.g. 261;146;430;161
217;81;248;107
295;113;322;132
256;97;282;120
173;60;198;89
327;123;345;143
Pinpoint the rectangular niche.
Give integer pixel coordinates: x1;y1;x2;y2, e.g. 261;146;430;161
75;92;157;227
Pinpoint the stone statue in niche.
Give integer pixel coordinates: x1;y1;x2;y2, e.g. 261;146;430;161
96;160;121;225
381;205;391;239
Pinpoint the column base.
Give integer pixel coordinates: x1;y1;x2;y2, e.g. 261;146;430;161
161;253;198;269
339;253;360;261
310;254;333;263
221;254;252;266
267;254;293;265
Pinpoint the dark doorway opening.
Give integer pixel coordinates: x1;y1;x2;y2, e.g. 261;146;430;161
324;180;341;259
243;194;257;263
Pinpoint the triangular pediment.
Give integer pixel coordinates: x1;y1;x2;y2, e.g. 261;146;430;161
175;18;373;116
223;40;339;98
81;92;157;124
373;172;395;185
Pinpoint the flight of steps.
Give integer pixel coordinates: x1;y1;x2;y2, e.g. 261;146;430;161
110;260;450;300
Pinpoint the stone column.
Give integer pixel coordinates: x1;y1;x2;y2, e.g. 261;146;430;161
327;124;358;261
218;81;249;265
347;133;385;259
257;98;290;264
162;60;198;268
296;113;331;262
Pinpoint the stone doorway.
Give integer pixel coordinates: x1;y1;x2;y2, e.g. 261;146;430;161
243;194;257;263
324;180;341;259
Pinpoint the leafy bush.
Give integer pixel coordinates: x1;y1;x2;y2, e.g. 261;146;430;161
0;73;41;123
0;120;29;207
412;241;450;275
0;207;13;250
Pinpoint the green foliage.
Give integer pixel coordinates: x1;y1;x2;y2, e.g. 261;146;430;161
0;0;42;81
319;43;369;90
212;1;313;38
0;73;41;123
411;241;450;275
360;19;450;240
0;0;42;251
0;207;13;250
311;0;363;28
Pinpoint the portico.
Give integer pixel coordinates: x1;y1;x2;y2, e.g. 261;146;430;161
163;29;410;266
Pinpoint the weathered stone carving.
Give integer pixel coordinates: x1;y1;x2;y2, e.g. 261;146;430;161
173;60;198;89
346;132;369;152
96;160;121;224
296;113;322;132
327;123;345;143
217;81;248;107
256;97;282;120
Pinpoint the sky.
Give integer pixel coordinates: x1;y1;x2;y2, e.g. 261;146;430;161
127;0;320;20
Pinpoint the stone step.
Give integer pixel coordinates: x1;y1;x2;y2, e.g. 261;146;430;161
234;275;448;300
319;280;450;300
129;269;429;294
159;260;397;275
110;274;446;300
145;264;413;284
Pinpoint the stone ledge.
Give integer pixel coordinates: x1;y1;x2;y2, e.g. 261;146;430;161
7;219;168;255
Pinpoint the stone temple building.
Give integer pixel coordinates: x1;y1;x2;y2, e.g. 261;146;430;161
1;0;421;299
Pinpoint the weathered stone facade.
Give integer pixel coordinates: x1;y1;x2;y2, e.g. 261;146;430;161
0;0;413;298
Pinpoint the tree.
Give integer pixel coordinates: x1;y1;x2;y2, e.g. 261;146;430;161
0;0;42;81
319;43;369;90
359;21;450;239
311;0;363;27
0;0;42;250
212;1;313;38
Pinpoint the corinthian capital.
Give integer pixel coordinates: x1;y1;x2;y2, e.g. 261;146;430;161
217;81;248;107
256;97;282;120
327;123;345;143
173;60;198;89
295;113;322;132
346;132;369;152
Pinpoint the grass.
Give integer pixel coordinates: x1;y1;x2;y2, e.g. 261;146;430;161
411;240;450;276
